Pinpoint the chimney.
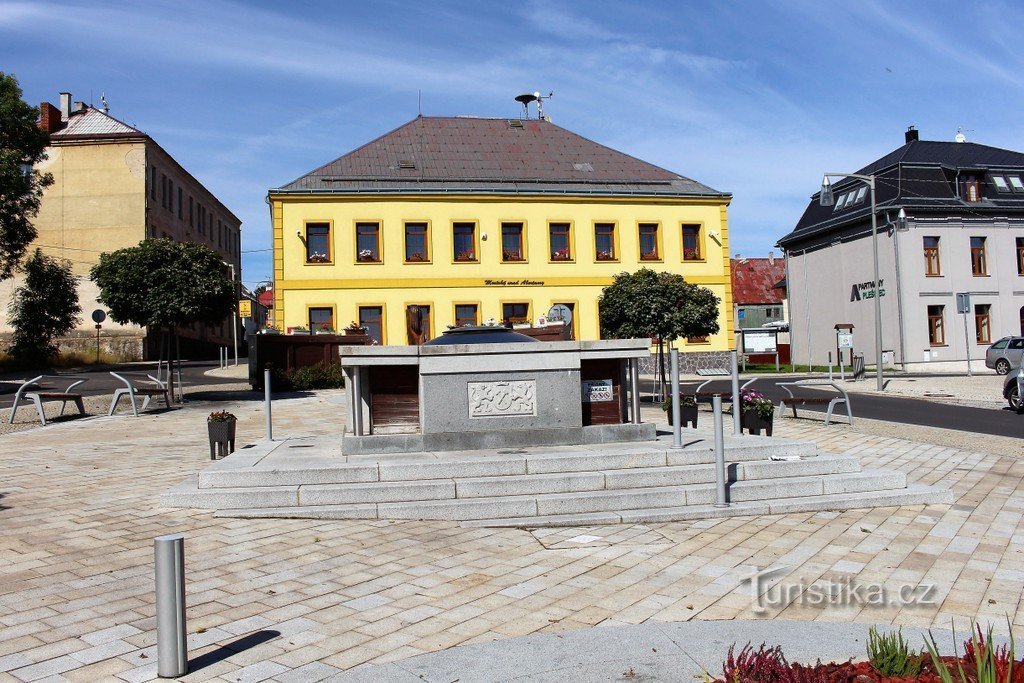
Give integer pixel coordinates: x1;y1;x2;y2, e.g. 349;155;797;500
73;101;86;114
59;92;71;121
905;125;919;143
768;250;775;265
38;102;62;133
734;253;741;260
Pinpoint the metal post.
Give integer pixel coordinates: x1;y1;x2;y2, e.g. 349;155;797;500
712;395;728;507
95;325;101;363
963;311;972;377
630;359;641;425
155;534;187;678
730;350;741;436
264;369;273;441
175;335;183;403
869;179;884;391
670;349;682;448
828;352;833;381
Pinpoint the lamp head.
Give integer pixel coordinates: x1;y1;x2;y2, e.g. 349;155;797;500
819;176;834;207
896;208;908;231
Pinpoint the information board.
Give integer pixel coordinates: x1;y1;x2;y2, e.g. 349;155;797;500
837;332;853;349
742;330;777;354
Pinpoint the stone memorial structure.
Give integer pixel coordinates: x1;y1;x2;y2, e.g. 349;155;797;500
340;326;653;454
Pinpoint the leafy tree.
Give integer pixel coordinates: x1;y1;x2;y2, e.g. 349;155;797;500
599;268;721;383
8;248;81;365
0;72;53;280
90;238;235;329
599;268;720;342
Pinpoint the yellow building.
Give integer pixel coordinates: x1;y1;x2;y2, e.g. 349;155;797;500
268;116;733;357
1;92;242;359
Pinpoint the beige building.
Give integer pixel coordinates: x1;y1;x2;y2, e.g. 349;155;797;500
0;92;242;359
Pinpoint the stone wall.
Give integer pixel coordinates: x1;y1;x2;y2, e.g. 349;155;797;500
636;351;732;375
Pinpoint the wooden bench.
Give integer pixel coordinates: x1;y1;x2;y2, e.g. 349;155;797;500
108;372;171;416
776;380;853;426
8;375;88;426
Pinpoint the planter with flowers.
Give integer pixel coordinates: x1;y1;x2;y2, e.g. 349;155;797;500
739;389;775;436
314;322;335;335
260;325;281;335
596;250;616;261
207;410;236;459
455;250;475;262
502;249;524;262
357;249;378;262
683;248;702;261
307;252;330;264
662;393;699;428
551;248;572;261
407;252;427;262
344;322;367;336
640;250;660;261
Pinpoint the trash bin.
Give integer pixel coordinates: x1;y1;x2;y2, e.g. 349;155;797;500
852;353;865;379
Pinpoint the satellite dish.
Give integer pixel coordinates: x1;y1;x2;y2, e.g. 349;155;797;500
547;304;572;327
515;93;538;106
91;309;106;324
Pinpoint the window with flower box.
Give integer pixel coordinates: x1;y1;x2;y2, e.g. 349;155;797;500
594;223;616;261
453;222;477;262
501;222;526;262
454;303;479;327
305;223;331;263
638;223;660;261
927;305;945;346
502;302;531;325
356;222;381;262
682;224;702;261
404;222;429;263
549;222;572;261
308;307;334;332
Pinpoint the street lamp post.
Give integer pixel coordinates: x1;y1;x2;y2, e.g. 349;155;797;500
222;261;238;366
819;173;885;392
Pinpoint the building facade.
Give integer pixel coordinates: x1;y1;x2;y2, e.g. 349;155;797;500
731;255;787;329
269;116;734;357
2;92;243;359
778;127;1024;371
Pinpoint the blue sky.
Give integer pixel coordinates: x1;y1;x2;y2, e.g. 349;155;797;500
4;0;1024;285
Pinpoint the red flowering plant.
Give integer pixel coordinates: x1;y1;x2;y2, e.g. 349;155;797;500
596;249;615;261
551;248;572;261
740;389;774;419
455;250;475;261
683;247;701;260
502;249;524;261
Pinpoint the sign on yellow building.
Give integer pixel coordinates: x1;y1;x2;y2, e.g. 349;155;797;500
268;116;733;354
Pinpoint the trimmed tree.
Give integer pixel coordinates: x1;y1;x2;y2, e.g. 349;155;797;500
91;239;236;395
0;72;54;280
7;248;81;365
598;268;721;383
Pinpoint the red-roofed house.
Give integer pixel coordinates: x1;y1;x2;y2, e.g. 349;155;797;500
731;255;787;329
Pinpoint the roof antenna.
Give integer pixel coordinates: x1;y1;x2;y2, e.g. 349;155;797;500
100;92;109;114
536;92;553;121
514;92;537;119
955;126;972;143
417;90;422;117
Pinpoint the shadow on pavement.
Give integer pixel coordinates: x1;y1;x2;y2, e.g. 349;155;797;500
187;630;281;674
184;389;314;403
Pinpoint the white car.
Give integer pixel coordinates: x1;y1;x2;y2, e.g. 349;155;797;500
762;320;789;331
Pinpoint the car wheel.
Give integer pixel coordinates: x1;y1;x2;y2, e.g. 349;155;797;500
995;359;1011;375
1010;385;1023;413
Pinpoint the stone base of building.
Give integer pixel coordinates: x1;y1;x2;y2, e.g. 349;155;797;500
637;350;733;375
342;423;657;455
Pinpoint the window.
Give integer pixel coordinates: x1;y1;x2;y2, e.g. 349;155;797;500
928;305;945;346
638;223;660;260
453;222;477;262
975;304;991;344
502;302;530;325
454;304;479;327
1011;176;1024;192
687;336;709;344
923;236;941;276
853;186;867;204
358;306;384;344
356;222;381;262
962;175;981;202
501;222;525;261
992;339;1008;350
1017;238;1024;275
404;222;429;262
549;222;571;261
594;223;616;261
150;166;156;199
305;223;330;263
970;236;987;276
189;197;194;227
993;175;1010;192
177;188;183;219
167;180;174;212
406;304;431;344
308;307;334;332
682;224;702;261
160;174;167;208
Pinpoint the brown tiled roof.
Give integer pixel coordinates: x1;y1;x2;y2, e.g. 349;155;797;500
274;116;726;198
731;258;786;305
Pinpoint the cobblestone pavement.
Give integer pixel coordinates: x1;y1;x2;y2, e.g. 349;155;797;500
0;389;1022;682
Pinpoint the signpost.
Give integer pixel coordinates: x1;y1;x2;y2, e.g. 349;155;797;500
91;309;106;363
956;292;972;376
238;299;252;319
834;324;854;381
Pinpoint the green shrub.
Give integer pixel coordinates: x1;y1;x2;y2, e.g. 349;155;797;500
269;362;345;392
867;626;922;677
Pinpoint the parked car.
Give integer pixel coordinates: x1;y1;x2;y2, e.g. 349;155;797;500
1003;370;1022;412
986;336;1024;375
763;320;789;331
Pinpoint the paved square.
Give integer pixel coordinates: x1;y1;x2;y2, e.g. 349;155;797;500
0;388;1021;681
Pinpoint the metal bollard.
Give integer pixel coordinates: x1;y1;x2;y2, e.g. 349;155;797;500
670;348;682;448
712;395;728;508
264;369;273;442
730;350;741;436
155;534;187;678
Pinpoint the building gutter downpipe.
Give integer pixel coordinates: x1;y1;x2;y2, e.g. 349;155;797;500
887;210;908;371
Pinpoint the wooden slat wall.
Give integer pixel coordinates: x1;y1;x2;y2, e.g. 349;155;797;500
580;358;623;426
369;365;419;431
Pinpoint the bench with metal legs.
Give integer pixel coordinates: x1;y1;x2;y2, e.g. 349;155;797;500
8;375;88;426
108;372;170;416
776;380;853;426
